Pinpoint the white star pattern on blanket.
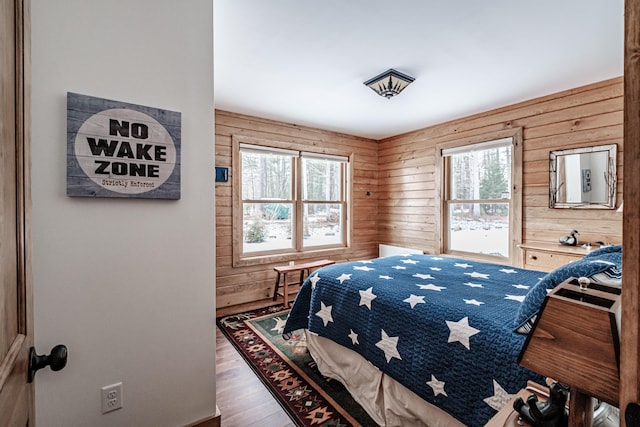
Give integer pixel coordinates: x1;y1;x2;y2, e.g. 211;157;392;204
512;284;530;289
309;273;321;288
401;259;418;264
454;263;472;268
392;265;407;270
413;273;433;279
446;317;480;350
464;282;484;288
348;329;359;345
500;268;517;274
505;294;526;302
336;273;351;283
315;302;333;326
375;329;402;363
417;284;446;291
464;299;484;306
359;287;377;309
403;294;425;308
427;375;448;397
483;380;513;411
379;275;393;280
465;271;490;279
354;265;375;272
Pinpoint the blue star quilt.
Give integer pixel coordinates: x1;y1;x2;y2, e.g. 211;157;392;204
283;254;546;427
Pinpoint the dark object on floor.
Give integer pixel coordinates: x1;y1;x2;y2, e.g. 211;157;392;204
627;402;640;427
513;382;568;427
559;230;579;246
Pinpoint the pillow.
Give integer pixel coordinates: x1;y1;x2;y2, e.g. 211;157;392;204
582;245;623;285
584;244;623;259
514;245;622;334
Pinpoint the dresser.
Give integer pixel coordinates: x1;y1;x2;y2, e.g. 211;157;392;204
519;242;591;272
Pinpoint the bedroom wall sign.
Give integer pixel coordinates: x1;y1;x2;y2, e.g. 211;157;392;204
67;92;181;199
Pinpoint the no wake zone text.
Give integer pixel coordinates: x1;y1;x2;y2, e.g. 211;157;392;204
86;119;169;177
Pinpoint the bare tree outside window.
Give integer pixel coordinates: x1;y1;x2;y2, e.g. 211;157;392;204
446;143;512;258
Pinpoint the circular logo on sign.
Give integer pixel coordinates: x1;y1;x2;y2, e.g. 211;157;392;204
74;108;176;194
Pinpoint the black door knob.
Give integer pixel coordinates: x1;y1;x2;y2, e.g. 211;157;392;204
28;344;68;383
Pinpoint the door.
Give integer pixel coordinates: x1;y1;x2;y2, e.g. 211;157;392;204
0;0;33;424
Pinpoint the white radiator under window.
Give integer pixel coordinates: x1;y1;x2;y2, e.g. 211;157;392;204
378;244;423;257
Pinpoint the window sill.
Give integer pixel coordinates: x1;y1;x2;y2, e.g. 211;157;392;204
443;249;513;266
233;246;348;268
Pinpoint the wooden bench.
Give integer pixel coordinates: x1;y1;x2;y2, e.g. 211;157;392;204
272;259;335;307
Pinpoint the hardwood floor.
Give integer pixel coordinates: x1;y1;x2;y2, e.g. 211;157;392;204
215;325;295;427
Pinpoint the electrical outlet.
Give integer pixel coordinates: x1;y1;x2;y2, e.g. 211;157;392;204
101;382;123;414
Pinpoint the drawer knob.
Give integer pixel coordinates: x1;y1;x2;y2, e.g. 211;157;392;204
530;255;538;260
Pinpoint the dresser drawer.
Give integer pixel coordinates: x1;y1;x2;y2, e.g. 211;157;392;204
523;249;581;271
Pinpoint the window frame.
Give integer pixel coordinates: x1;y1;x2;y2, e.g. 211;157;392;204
232;135;352;267
435;128;523;267
299;153;348;250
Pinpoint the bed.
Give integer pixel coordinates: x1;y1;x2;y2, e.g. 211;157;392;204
282;246;622;426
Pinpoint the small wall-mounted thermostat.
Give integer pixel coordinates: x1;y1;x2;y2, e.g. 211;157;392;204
215;167;229;182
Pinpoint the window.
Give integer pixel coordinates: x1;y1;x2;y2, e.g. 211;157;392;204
439;131;522;264
240;144;295;254
301;153;347;249
235;140;349;262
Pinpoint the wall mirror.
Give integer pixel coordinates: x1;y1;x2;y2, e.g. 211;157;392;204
549;144;617;209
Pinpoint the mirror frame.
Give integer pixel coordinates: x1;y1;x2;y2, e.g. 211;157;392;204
549;144;617;209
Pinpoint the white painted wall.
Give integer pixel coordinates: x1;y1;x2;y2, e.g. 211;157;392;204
30;1;216;426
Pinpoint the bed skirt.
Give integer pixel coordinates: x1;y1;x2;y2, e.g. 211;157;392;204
306;331;466;427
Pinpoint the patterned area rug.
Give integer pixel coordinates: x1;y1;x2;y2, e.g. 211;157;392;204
216;305;377;427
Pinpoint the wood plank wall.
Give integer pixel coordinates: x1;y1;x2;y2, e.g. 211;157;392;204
215;111;379;309
378;77;624;255
215;77;623;310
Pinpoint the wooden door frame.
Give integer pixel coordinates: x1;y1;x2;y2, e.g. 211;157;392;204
0;0;32;424
13;0;33;422
15;0;31;349
622;1;640;426
22;0;34;420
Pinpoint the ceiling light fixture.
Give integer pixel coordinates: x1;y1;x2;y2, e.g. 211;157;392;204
364;68;415;99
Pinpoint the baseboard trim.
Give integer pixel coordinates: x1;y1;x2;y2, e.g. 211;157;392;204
183;406;221;427
216;299;281;317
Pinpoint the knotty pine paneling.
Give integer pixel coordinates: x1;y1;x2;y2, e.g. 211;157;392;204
216;77;624;310
378;77;623;255
215;110;379;309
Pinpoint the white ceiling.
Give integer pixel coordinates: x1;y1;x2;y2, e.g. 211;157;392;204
214;1;624;140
